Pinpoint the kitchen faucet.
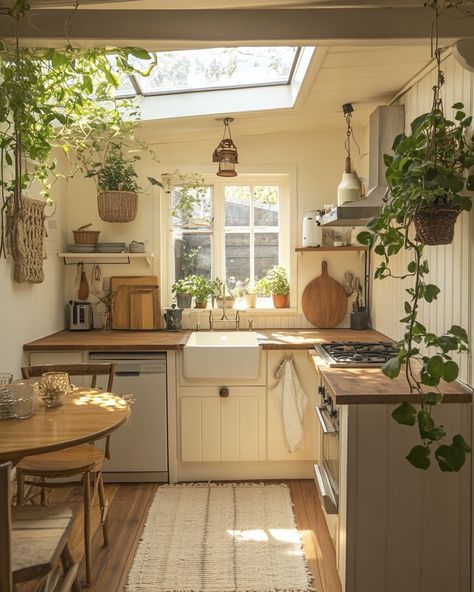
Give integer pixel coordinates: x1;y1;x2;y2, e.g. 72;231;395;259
209;284;240;330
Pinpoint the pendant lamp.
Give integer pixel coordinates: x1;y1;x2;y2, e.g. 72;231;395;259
212;117;238;177
337;103;361;206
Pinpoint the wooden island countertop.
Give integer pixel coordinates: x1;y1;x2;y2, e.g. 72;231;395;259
311;356;472;404
23;328;388;352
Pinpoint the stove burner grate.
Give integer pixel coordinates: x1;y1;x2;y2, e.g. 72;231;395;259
316;341;399;367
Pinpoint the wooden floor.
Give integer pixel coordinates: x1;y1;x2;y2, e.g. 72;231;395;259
17;479;342;592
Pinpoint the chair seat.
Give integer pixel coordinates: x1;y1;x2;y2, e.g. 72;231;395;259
17;444;105;476
12;504;73;583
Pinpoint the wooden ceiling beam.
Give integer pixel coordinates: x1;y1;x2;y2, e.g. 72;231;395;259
0;8;472;48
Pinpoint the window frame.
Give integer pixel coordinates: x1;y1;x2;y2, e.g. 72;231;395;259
160;169;296;311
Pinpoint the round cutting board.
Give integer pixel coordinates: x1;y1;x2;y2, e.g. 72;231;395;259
302;261;347;328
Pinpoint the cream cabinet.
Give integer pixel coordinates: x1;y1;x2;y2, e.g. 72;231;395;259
266;350;318;461
179;386;266;462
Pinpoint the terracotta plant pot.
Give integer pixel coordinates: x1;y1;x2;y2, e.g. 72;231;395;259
194;302;207;309
272;293;289;308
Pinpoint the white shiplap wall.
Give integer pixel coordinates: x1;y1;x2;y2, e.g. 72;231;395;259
371;54;473;388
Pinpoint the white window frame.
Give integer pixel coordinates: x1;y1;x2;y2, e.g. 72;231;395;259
160;167;297;312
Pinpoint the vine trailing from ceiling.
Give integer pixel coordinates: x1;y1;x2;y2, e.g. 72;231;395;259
0;0;157;257
359;0;473;472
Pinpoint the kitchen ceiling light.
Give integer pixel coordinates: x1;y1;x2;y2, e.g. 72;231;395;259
212;117;238;177
337;103;362;206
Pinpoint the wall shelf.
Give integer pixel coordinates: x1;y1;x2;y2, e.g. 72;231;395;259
295;246;367;252
58;252;154;265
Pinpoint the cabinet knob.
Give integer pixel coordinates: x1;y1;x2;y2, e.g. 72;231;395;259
219;387;230;398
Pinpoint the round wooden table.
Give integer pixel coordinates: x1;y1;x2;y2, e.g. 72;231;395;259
0;389;130;463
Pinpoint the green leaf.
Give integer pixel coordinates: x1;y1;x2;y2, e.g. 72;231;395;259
392;401;417;426
427;356;444;379
453;434;471;453
407;261;416;273
443;360;459;382
126;48;152;60
382;356;401;379
407;445;431;470
435;443;466;472
424;284;440;303
452;102;464;109
418;411;445;441
147;176;163;187
466;175;474;192
404;301;412;314
357;231;372;246
425;391;443;405
420;368;440;387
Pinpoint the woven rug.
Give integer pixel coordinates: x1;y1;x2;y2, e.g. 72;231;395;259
126;483;314;592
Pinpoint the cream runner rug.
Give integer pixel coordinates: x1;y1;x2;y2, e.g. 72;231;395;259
126;483;314;592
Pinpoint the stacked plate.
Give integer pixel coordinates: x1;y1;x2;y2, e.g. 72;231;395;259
67;244;97;253
97;242;127;253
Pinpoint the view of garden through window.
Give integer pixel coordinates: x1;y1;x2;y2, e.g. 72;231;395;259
118;47;299;96
171;182;281;302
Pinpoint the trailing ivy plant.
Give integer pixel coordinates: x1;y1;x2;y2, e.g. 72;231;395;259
0;0;158;255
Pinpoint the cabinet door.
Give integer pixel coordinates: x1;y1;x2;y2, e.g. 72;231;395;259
266;350;318;461
180;386;266;462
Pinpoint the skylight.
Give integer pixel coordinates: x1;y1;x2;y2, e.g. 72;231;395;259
117;46;300;97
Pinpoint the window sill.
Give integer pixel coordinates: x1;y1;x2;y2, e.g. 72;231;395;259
181;307;298;316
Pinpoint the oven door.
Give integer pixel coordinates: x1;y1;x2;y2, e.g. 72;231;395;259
314;404;339;514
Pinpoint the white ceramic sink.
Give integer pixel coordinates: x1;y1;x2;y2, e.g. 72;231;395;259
183;331;260;378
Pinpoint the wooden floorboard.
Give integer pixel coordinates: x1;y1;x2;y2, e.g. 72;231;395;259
16;479;341;592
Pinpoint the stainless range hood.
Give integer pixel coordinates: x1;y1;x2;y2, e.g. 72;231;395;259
321;105;405;227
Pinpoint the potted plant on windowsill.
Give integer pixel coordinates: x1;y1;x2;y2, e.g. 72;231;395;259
265;266;290;308
188;275;212;309
171;277;194;309
243;279;258;308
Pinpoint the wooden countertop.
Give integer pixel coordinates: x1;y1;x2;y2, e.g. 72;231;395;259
23;328;389;351
312;357;472;404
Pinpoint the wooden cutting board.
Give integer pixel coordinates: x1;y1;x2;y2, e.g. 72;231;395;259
302;261;347;328
111;276;161;330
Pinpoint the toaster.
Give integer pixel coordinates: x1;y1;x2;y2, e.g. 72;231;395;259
67;300;93;331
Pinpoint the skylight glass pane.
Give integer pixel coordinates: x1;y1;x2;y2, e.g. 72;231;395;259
130;47;298;95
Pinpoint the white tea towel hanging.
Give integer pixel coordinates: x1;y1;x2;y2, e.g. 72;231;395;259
272;354;309;453
91;264;102;294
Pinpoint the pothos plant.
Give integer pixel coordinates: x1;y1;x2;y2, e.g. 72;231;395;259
358;101;473;471
0;0;159;256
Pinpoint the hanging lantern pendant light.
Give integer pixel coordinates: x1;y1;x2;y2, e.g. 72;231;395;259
213;117;238;177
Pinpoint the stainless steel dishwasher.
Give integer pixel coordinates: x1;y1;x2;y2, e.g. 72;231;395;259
89;352;168;483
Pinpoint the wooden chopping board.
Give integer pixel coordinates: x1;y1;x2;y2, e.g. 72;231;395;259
111;276;161;330
302;261;347;328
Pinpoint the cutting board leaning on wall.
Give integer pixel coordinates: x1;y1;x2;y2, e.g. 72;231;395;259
302;261;347;328
111;276;161;330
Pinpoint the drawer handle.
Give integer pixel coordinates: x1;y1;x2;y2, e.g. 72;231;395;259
219;387;229;398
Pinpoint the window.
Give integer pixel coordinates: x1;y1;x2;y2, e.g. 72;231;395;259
167;174;290;307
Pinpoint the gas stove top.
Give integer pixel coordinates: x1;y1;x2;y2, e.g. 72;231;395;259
315;341;399;367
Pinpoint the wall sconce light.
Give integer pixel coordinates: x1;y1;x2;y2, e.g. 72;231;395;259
212;117;238;177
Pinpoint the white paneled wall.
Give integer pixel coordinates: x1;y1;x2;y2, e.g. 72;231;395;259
371;54;473;387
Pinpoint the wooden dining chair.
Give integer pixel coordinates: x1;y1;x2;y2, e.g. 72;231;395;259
15;363;115;587
0;461;81;592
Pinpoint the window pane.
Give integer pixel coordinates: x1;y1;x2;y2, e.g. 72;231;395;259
254;232;278;280
225;233;250;284
224;186;251;226
174;233;212;280
130;47;299;95
172;185;212;229
254;186;279;226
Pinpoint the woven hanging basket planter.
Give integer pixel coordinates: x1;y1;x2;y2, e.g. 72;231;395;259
97;190;138;223
414;202;461;246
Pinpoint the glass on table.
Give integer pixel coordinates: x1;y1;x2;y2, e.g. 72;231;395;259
0;373;13;387
40;372;71;408
10;378;39;419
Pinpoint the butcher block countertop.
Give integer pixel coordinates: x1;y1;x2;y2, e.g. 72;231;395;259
23;328;388;352
312;359;472;405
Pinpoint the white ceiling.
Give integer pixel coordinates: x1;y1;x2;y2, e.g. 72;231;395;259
139;43;433;144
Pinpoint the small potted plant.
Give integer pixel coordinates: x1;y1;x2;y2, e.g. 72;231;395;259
265;265;290;308
96;290;115;331
243;279;258;308
188;275;213;309
171;277;194;309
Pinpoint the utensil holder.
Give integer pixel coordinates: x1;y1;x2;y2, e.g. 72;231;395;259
351;311;369;330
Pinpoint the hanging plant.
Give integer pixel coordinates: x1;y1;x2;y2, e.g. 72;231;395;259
0;0;161;253
358;0;472;472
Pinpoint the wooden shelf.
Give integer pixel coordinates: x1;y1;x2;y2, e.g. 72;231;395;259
58;252;154;265
295;246;367;252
